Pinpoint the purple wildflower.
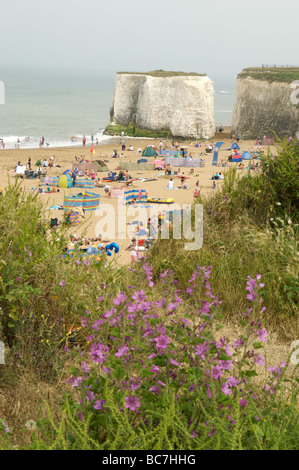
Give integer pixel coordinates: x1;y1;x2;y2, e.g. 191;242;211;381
240;399;248;408
72;376;83;387
221;382;232;395
132;290;147;302
218;360;233;371
226;377;240;388
81;361;90;373
255;354;265;366
155;334;170;353
115;344;129;358
85;389;95;401
169;358;181;367
150;364;160;374
2;421;10;433
124;395;141;411
94;399;106;410
257;327;268;342
113;292;127;306
211;364;223;380
195;341;209;360
90;343;109;364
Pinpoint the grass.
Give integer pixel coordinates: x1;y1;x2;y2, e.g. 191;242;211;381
104;121;175;139
238;67;299;83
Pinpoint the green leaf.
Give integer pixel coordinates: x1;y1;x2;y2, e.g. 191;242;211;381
253;342;264;350
244;370;258;378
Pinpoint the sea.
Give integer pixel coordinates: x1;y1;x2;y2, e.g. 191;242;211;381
0;67;236;150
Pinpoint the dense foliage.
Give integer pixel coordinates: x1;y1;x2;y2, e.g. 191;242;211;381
0;140;298;449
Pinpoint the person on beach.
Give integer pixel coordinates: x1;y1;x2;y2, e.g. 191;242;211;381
167;178;174;189
180;173;185;188
130;242;138;264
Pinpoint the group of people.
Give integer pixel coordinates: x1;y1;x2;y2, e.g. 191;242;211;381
42;156;55;168
39;136;50;148
65;234;105;261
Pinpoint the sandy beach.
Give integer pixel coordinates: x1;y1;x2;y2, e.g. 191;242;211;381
0;130;267;265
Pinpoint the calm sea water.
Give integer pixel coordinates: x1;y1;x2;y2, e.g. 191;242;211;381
0;67;235;149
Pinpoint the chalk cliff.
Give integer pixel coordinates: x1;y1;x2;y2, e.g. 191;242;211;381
232;69;299;139
109;72;215;139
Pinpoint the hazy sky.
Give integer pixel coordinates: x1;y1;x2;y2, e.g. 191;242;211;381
1;0;299;80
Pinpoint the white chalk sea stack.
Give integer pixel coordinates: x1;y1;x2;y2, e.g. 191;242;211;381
232;68;299;139
110;72;215;139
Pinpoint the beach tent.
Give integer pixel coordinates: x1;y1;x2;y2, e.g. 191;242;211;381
95;160;109;172
179;146;189;157
142;146;159;157
63;169;76;179
231;143;240;150
241;151;252;160
231;154;242;162
58;174;73;188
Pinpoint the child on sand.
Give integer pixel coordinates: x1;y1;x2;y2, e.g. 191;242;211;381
130;242;138;264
